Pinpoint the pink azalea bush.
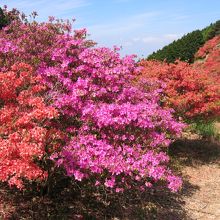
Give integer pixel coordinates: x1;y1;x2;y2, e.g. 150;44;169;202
41;46;184;192
0;9;93;71
0;9;184;192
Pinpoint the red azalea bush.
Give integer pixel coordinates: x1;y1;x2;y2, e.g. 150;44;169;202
139;60;220;120
195;35;220;59
0;9;185;192
194;35;220;80
0;62;60;189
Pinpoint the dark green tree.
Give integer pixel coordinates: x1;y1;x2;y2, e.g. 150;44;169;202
0;7;9;29
206;20;220;39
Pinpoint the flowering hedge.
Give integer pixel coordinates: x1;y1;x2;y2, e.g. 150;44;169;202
0;10;184;192
139;60;220;120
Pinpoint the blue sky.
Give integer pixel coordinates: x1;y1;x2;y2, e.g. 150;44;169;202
1;0;220;58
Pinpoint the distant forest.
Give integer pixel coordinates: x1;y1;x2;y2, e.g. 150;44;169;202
147;20;220;63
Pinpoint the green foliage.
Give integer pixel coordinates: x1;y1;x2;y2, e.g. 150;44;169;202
191;120;220;140
0;7;21;30
205;20;220;40
202;24;215;41
147;20;220;63
0;8;9;29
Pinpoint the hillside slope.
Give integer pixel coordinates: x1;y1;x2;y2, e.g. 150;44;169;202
194;35;220;78
147;20;220;63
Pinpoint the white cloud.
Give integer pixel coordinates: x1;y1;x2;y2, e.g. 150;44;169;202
87;11;160;38
88;22;141;37
164;33;182;40
133;11;160;20
114;0;133;2
130;33;182;45
123;41;134;46
132;37;141;42
142;36;161;43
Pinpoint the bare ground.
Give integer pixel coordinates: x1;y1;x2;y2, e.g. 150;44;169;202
170;137;220;220
183;164;220;220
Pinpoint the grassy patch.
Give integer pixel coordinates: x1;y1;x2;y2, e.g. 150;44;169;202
191;120;220;140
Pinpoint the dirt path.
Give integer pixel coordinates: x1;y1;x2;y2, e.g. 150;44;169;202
183;164;220;220
171;138;220;220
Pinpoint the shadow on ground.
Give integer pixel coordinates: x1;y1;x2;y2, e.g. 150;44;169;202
2;137;219;219
1;181;196;220
169;138;220;166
